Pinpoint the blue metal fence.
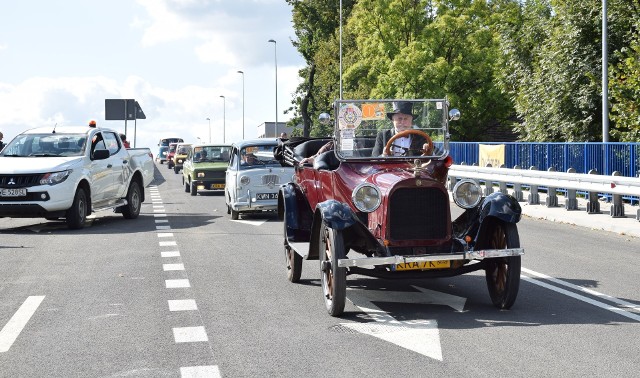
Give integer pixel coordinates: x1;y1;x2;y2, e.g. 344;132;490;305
450;142;640;178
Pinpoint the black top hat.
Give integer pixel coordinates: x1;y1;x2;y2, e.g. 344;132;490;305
386;101;416;120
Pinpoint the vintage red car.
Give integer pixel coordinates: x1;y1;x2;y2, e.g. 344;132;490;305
276;99;524;316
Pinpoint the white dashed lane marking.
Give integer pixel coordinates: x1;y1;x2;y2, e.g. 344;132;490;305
161;251;181;258
165;279;191;288
163;263;185;271
168;300;198;312
0;296;45;353
180;366;221;378
173;326;208;343
160;241;177;247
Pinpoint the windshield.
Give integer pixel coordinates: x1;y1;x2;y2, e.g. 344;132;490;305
240;145;278;169
332;99;450;161
0;133;87;157
193;146;231;163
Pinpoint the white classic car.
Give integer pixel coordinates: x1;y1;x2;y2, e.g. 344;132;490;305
225;138;294;220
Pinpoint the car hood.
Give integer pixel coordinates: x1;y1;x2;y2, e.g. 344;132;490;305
0;156;82;174
192;161;228;170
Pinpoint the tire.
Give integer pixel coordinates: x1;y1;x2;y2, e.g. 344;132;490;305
483;219;521;309
66;187;88;229
122;180;142;219
231;208;239;220
174;166;179;174
190;182;197;196
319;222;347;316
184;178;190;193
284;217;302;282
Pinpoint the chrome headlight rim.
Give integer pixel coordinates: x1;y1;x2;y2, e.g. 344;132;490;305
351;182;381;213
452;179;482;209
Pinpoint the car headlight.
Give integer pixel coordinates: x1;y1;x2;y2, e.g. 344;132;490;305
40;170;72;185
240;175;250;185
453;179;482;209
197;172;205;178
352;183;381;212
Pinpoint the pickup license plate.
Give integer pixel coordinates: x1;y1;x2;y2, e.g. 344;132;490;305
256;193;277;200
395;260;450;271
210;184;225;189
1;188;27;197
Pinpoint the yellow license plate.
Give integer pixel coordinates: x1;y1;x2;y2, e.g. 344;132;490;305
211;184;225;189
395;260;451;271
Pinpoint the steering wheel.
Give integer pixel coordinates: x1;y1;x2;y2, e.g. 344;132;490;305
384;129;433;156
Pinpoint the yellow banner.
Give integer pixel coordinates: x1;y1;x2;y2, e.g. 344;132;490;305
479;144;505;167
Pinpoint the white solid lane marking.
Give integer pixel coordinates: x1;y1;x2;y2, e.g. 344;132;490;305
163;263;185;271
180;365;221;378
173;326;208;343
168;300;198;311
0;296;45;353
521;275;640;322
522;268;640;310
159;241;177;247
166;279;190;288
157;233;174;238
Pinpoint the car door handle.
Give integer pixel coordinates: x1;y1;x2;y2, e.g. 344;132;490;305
123;159;129;164
107;164;113;168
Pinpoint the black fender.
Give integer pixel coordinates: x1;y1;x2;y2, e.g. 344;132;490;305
473;192;521;247
316;199;357;230
280;183;313;244
478;192;522;224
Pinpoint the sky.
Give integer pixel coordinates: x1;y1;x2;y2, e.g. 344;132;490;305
0;0;305;151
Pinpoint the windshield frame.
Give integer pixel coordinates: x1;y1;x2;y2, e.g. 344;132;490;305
331;99;451;162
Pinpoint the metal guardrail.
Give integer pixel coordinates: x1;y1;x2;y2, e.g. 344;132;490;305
448;164;640;221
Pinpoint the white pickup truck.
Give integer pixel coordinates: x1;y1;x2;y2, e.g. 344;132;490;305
0;126;154;229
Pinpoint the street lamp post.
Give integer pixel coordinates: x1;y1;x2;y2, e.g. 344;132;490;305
206;117;211;143
237;70;245;140
268;39;278;138
219;95;226;143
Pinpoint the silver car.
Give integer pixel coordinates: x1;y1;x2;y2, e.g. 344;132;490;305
225;139;294;220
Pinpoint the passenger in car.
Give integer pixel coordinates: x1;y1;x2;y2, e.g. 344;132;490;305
300;141;334;165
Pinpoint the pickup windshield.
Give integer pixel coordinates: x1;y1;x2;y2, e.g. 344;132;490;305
0;133;87;157
332;99;450;161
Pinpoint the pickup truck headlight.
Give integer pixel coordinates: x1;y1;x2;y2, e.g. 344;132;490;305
453;179;482;209
40;170;72;185
352;183;381;212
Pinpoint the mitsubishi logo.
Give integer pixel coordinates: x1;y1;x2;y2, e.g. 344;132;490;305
8;178;16;185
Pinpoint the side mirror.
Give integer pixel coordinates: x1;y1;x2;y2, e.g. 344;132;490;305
318;113;331;125
92;148;110;160
449;109;461;121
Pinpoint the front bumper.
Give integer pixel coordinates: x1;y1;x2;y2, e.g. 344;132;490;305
231;189;278;212
338;248;524;268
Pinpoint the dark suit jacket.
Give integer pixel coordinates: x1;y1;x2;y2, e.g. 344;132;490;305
371;129;427;157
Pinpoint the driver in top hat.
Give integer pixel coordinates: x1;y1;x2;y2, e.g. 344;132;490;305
371;101;428;157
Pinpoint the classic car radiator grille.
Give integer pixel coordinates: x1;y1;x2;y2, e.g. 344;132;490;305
389;187;448;240
203;171;225;179
0;174;42;189
262;175;280;185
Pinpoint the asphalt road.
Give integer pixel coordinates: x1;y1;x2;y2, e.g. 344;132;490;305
1;163;639;377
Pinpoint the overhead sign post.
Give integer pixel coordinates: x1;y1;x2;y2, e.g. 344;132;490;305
105;99;146;147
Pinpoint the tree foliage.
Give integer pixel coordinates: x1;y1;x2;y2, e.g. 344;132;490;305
287;0;640;142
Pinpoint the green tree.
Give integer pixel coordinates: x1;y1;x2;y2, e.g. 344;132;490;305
610;27;640;141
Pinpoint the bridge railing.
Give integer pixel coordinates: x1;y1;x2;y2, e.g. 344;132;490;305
449;142;640;178
448;164;640;221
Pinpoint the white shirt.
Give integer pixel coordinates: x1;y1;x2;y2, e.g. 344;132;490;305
392;136;411;156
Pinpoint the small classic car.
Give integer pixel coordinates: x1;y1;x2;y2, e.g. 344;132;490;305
172;143;192;174
275;99;524;316
182;144;232;196
166;142;178;169
225;138;295;220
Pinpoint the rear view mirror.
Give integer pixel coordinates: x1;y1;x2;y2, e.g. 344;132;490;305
318;113;331;125
449;109;461;121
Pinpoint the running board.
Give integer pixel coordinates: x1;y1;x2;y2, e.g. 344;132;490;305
92;199;127;213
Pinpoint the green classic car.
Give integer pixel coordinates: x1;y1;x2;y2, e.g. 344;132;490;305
182;144;232;196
